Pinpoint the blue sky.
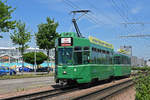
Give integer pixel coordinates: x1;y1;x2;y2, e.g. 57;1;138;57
0;0;150;59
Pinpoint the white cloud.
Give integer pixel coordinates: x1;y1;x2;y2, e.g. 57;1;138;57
131;6;142;14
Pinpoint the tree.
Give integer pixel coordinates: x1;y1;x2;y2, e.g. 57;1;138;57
23;52;47;66
10;21;31;73
0;0;16;38
36;17;59;68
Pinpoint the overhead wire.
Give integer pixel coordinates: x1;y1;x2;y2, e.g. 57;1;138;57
86;0;126;42
62;0;102;36
118;0;139;33
110;0;136;34
86;0;118;25
109;0;143;49
63;0;107;26
119;0;150;53
108;0;146;57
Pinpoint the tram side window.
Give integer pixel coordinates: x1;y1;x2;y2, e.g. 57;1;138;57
123;56;131;64
114;56;121;64
127;57;131;64
97;49;102;64
91;47;97;64
83;47;90;64
122;56;127;64
101;50;106;64
55;48;58;65
74;47;82;65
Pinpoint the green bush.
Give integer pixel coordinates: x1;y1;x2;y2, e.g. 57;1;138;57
23;52;48;65
132;67;150;71
135;72;150;100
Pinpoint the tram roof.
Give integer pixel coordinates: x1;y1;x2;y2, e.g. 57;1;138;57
59;32;114;51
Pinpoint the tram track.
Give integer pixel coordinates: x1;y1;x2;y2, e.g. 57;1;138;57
1;77;136;100
1;85;79;100
72;79;133;100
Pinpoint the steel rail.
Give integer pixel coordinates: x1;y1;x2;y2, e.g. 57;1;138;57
1;86;78;100
1;77;138;100
72;79;133;100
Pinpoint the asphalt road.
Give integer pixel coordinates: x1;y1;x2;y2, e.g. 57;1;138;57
0;77;55;94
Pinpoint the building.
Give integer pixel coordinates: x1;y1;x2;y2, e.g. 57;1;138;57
0;47;55;63
131;56;147;67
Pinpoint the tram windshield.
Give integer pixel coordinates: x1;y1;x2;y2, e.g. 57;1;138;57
58;48;73;65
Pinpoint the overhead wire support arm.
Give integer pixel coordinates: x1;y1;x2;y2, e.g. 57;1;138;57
121;22;150;24
71;10;90;37
120;34;150;38
72;18;81;37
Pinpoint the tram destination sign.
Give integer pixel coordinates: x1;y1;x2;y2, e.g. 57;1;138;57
59;37;73;46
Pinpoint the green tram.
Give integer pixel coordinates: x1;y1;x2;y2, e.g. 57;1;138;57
55;32;131;85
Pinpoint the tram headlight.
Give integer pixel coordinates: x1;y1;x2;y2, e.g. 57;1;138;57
63;71;66;74
74;68;77;72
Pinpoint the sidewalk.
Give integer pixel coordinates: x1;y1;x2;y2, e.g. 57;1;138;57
0;76;55;95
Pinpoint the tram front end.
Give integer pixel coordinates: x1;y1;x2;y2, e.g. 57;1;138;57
55;33;91;85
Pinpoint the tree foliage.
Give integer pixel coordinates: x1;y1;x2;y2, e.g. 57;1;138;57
0;0;16;38
10;21;31;55
23;52;48;65
36;17;59;58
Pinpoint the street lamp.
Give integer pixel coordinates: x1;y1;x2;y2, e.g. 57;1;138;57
34;34;37;73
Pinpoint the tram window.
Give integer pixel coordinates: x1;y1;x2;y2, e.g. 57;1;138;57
92;47;94;51
97;49;99;52
74;47;82;65
122;56;125;64
99;49;102;53
107;51;109;54
106;55;110;64
84;47;89;51
102;50;105;54
93;48;96;51
55;48;58;65
83;51;90;64
58;48;73;65
114;56;121;64
95;48;97;52
109;57;113;64
83;47;90;64
74;47;81;51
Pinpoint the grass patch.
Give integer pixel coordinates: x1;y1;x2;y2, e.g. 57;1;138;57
0;73;54;80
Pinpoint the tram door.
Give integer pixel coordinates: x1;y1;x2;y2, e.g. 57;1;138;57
74;47;82;64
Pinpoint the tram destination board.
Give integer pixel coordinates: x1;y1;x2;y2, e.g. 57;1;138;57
58;37;73;46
